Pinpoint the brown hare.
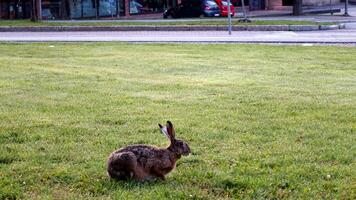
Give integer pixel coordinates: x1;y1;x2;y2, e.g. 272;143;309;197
107;121;191;181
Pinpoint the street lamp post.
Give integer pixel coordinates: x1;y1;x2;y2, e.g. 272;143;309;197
31;0;42;21
344;0;350;16
293;0;302;15
227;0;232;35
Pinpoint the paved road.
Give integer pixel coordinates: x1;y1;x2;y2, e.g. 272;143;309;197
1;27;356;43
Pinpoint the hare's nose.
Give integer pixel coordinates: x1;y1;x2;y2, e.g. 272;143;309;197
186;145;191;153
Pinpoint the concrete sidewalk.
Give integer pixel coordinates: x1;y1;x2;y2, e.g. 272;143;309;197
1;28;356;43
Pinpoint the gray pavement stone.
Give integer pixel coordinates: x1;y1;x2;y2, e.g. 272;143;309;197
246;25;267;31
289;25;320;31
339;23;346;29
269;25;290;31
320;24;340;30
232;26;247;31
189;26;218;31
245;25;289;31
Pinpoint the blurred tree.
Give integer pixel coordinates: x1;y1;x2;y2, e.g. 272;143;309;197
31;0;41;21
293;0;302;15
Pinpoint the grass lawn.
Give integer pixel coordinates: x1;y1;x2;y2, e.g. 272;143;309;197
0;43;355;199
0;19;333;26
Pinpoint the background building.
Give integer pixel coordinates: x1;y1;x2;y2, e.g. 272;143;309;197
0;0;32;19
0;0;342;19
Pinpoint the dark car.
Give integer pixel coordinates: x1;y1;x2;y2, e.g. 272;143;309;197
163;0;220;18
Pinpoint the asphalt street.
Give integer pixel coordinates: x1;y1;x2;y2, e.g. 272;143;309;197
0;25;356;44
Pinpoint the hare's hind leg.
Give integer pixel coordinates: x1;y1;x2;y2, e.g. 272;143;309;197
107;152;137;180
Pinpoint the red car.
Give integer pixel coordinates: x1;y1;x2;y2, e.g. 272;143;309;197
215;0;235;17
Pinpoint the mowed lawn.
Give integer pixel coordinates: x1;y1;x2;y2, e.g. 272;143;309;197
0;43;355;199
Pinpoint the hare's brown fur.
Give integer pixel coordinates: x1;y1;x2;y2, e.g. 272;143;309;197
107;121;190;181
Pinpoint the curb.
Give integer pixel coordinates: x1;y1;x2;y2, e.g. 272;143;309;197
0;24;344;32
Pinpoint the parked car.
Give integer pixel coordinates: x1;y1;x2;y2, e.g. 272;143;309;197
163;0;220;18
215;0;235;17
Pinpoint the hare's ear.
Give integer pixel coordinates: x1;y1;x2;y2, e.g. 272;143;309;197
166;121;175;140
159;124;170;140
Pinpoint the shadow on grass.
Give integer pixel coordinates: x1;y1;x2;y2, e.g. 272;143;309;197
91;176;170;195
110;178;167;188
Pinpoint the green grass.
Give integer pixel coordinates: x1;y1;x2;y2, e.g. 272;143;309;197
0;19;333;26
0;43;355;199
